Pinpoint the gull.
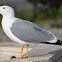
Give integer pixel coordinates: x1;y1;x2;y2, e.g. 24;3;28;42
0;5;58;59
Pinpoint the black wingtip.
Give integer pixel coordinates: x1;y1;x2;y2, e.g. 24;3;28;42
41;40;62;45
56;40;62;45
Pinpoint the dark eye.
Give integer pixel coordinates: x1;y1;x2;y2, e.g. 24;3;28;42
3;7;5;9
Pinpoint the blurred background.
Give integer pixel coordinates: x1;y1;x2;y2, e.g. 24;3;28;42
0;0;62;42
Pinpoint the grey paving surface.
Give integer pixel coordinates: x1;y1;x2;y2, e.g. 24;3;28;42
0;42;62;62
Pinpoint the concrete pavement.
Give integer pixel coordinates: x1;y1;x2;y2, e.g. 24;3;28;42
0;42;62;62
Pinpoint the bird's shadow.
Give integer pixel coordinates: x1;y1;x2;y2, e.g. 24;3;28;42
48;49;61;54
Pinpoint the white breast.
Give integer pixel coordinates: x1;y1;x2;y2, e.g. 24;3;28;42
1;18;27;44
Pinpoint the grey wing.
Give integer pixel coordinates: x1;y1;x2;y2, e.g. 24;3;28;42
12;18;44;31
10;18;57;43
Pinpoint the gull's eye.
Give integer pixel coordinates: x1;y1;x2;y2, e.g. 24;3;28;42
3;7;5;9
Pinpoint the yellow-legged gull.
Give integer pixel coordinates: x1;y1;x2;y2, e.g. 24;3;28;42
0;5;58;59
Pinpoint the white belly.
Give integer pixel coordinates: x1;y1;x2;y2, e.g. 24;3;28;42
1;19;27;44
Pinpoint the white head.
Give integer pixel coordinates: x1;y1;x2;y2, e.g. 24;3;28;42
0;5;15;17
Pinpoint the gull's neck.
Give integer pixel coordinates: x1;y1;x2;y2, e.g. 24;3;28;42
3;13;15;19
2;13;15;28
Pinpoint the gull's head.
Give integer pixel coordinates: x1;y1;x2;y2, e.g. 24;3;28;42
0;5;14;17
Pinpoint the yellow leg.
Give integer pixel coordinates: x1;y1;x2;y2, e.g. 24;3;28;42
26;45;29;57
13;45;29;59
22;45;29;58
21;45;23;57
